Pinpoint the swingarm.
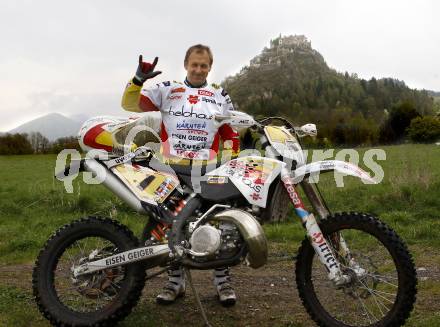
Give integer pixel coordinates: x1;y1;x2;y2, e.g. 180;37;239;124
72;244;170;277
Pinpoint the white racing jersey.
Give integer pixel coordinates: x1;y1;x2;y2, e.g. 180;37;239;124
121;79;239;160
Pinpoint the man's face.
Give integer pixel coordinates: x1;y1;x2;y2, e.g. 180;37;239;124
184;50;211;86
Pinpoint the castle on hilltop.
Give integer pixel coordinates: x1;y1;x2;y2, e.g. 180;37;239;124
249;34;312;69
270;34;311;48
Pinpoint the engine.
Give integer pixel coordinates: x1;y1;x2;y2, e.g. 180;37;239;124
189;221;244;263
186;208;269;270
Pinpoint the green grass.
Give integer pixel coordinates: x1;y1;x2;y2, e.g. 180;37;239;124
265;144;440;247
1;145;438;264
0;144;439;326
0;154;148;264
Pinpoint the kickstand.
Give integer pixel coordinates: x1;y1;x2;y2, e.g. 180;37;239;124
184;267;213;327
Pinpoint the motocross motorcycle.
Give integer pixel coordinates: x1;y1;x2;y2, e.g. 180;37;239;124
32;112;417;327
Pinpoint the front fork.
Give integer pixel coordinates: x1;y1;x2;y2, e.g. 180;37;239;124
280;168;351;286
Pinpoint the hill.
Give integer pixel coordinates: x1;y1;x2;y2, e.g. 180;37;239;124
222;35;436;145
8;113;82;141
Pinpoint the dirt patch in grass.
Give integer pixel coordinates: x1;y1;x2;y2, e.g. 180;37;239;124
1;245;440;326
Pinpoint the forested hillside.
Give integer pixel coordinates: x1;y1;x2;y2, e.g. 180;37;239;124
223;35;438;145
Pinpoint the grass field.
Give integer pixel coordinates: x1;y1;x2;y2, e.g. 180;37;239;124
0;143;439;326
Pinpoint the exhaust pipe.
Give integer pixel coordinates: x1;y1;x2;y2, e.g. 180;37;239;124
83;158;147;214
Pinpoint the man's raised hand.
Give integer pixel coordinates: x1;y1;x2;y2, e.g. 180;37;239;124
133;55;162;85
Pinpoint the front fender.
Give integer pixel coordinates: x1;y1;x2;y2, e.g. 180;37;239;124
291;160;376;184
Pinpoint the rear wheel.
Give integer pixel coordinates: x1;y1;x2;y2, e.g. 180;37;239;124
295;212;417;327
32;217;146;327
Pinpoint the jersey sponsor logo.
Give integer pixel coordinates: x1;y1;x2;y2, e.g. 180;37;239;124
167;95;182;100
171;87;186;93
188;95;199;104
175;150;201;159
176;120;208;135
173;140;207;151
202;97;216;104
162;81;171;87
198;89;214;97
172;133;208;142
176;129;208;135
187;134;207;141
168;106;214;120
172;133;187;140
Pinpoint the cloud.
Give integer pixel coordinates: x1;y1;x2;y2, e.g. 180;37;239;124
1;0;439;130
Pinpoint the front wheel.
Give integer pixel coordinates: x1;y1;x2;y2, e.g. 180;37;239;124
32;217;146;327
295;212;417;327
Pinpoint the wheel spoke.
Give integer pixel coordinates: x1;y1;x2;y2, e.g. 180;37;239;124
52;235;126;313
356;278;391;317
32;218;147;326
365;273;399;288
354;289;376;324
297;214;414;327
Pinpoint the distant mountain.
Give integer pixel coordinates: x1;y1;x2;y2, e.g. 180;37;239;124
427;90;440;97
8;113;82;141
68;113;94;124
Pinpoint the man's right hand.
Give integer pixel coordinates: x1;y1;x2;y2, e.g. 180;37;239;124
133;55;162;85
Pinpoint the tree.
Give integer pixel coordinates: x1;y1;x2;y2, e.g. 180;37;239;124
0;133;33;155
380;101;421;142
28;132;50;153
50;136;81;153
407;116;440;143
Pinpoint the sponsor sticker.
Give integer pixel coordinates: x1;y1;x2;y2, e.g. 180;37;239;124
188;95;199;104
171;87;185;93
175;150;202;159
198;89;214;97
176;120;208;134
202;97;216;104
167;95;182;100
168;106;213;120
171;133;207;142
173;140;207;151
311;232;338;269
251;193;262;200
207;176;227;184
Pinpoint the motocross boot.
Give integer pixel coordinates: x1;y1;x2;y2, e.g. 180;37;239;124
156;267;186;304
214;267;236;307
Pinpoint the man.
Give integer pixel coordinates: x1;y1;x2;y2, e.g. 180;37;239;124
121;44;239;306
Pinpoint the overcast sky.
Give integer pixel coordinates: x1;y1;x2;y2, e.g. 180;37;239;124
0;0;438;131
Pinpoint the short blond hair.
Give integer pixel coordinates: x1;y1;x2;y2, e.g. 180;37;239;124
184;44;213;66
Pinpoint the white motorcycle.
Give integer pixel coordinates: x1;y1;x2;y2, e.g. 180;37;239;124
32;112;417;327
